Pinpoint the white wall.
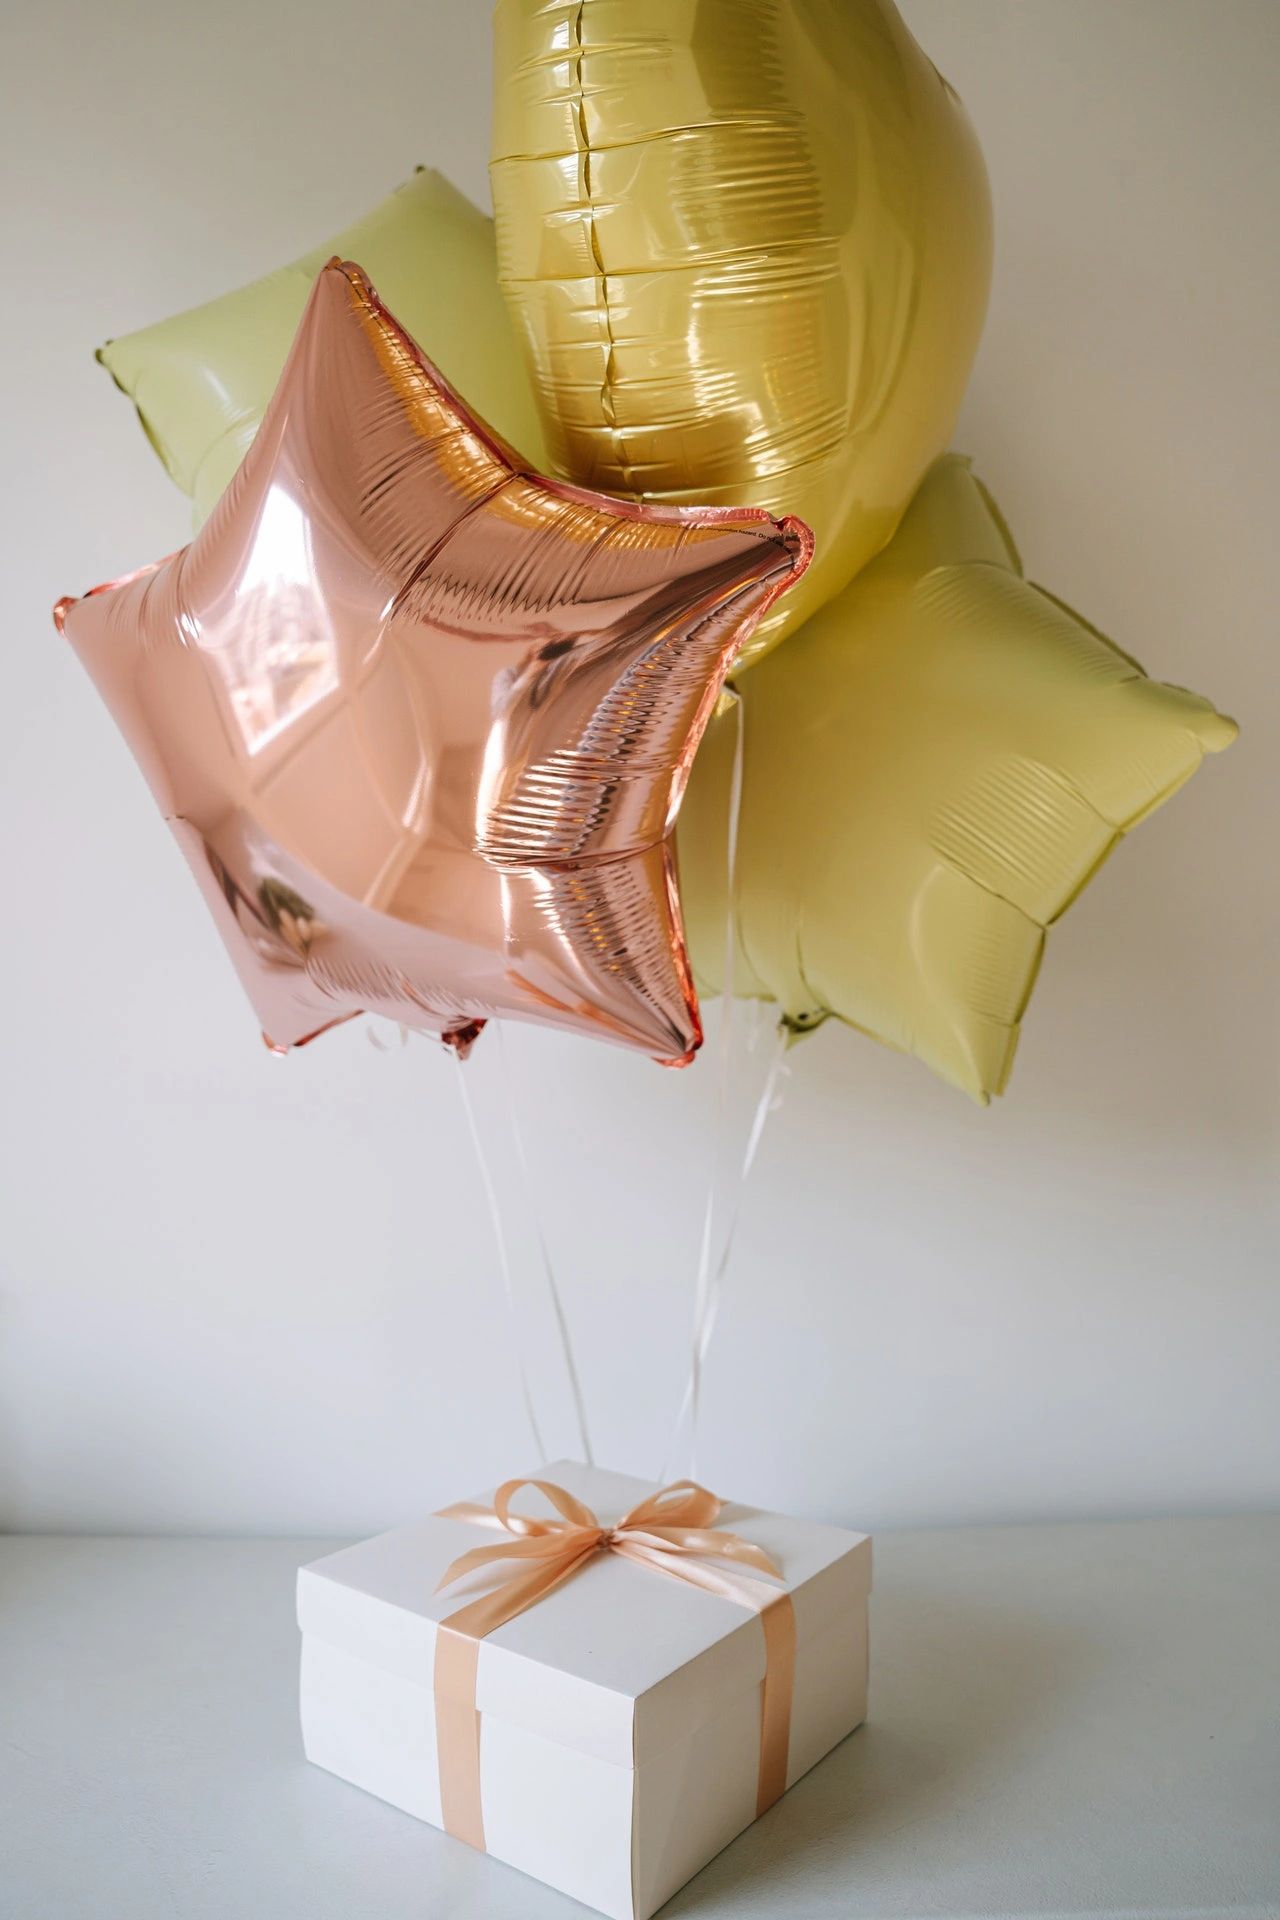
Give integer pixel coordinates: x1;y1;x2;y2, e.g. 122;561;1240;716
1;1;1275;1536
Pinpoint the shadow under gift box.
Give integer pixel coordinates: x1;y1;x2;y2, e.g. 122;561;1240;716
297;1461;872;1920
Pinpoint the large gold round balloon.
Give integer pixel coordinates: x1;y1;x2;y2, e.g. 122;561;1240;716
678;456;1236;1101
490;0;993;664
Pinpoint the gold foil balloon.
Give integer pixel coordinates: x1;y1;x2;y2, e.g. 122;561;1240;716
678;456;1236;1101
98;170;548;526
58;262;810;1064
490;0;992;664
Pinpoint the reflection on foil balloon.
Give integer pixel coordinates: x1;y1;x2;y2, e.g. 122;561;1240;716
678;456;1236;1102
98;169;548;526
490;0;992;664
56;260;810;1064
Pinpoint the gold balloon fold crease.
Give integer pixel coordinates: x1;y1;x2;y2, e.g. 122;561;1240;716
490;0;993;665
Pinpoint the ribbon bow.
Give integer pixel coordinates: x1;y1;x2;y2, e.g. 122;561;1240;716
431;1478;797;1852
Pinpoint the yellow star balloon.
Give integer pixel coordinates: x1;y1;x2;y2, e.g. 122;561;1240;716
97;169;548;525
490;0;993;664
678;456;1236;1101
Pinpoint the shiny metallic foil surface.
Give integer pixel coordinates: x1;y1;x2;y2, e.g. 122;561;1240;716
490;0;993;663
56;261;809;1063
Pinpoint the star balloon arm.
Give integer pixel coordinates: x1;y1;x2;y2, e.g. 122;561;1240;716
477;534;808;870
95;170;550;523
679;455;1235;1102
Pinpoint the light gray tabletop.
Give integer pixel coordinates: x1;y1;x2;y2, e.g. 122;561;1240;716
2;1516;1277;1920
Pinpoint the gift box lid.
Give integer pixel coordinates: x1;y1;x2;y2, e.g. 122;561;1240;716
297;1460;871;1770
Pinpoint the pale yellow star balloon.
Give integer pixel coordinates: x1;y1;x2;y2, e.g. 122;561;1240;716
678;456;1236;1101
97;170;549;526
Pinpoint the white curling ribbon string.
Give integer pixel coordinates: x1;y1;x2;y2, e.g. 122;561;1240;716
688;689;746;1476
661;1016;789;1481
663;689;778;1482
452;1047;548;1462
376;1016;585;1463
688;1016;788;1409
494;1022;594;1467
366;1020;410;1051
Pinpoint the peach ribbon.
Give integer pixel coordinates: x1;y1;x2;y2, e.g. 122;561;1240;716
432;1477;797;1851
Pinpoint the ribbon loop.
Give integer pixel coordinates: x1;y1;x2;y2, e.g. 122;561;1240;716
492;1476;602;1537
618;1477;722;1533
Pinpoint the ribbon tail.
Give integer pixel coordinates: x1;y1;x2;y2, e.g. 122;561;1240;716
611;1540;796;1814
756;1593;796;1814
433;1541;598;1852
621;1523;782;1579
435;1531;586;1591
434;1626;485;1850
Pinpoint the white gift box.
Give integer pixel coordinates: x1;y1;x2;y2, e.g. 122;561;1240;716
297;1459;871;1920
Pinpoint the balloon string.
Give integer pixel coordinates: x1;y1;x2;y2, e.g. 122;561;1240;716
493;1022;594;1467
452;1047;548;1463
663;690;747;1482
366;1022;409;1052
661;1013;788;1481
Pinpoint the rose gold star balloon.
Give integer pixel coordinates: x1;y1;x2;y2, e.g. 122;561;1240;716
56;261;810;1064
